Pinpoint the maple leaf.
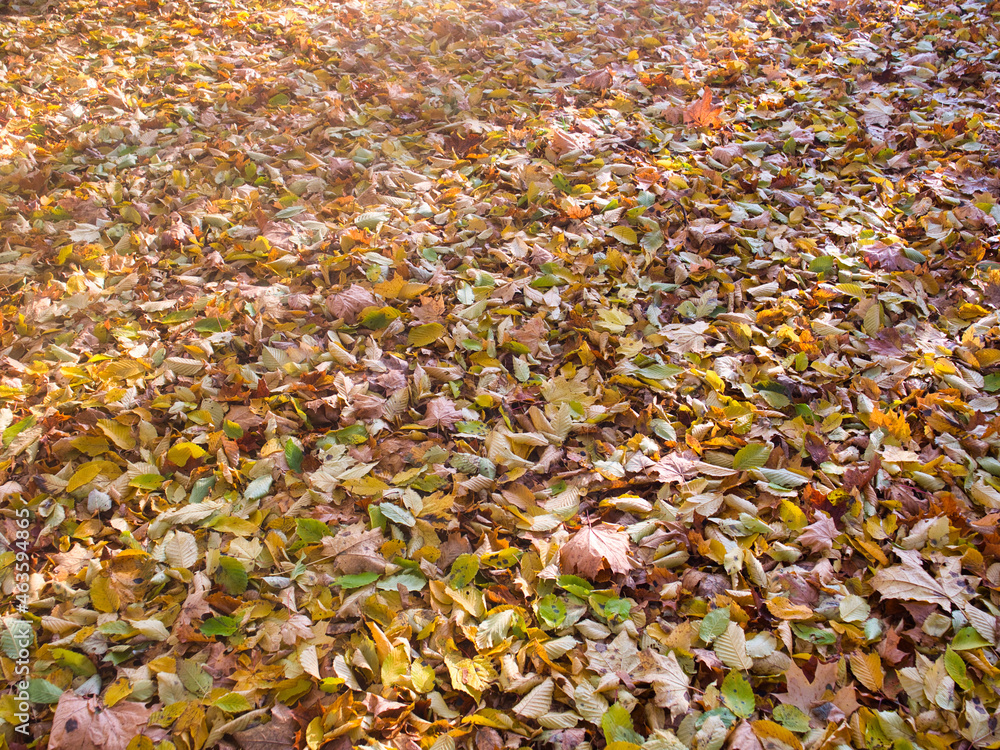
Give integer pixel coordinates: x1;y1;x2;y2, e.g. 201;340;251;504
326;285;377;323
863;241;916;271
578;67;613;92
232;704;300;750
49;694;153;750
651;452;698;483
410;295;445;323
684;88;724;128
871;562;953;610
418;397;463;430
320;524;388;575
560;523;635;578
798;512;838;553
774;661;857;716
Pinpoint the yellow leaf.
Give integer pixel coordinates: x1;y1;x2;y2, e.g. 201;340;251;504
167;441;208;467
408;323;445;347
70;435;110;457
104;677;133;707
306;716;324;750
609;225;637;245
67;461;106;493
751;719;803;750
374;274;407;298
97;419;136;450
91;575;120;613
850;650;884;692
411;659;436;693
765;597;816;621
381;644;409;687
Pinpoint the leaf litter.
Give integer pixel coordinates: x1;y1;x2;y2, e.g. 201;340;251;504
0;0;999;747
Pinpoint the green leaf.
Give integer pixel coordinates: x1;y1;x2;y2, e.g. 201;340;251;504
721;670;755;718
335;571;381;589
449;554;480;589
332;424;369;444
296;518;331;543
158;309;197;325
216;556;248;595
376;570;427;592
758;468;810;488
773;704;810;733
537;594;567;628
379;503;416;528
189;475;216;503
601;702;644;745
275;205;306;219
27;679;63;704
51;648;97;676
557;574;594;599
986;373;1000;393
268;92;290;106
355;211;389;229
193;317;230;333
178;659;213;697
641;228;663;252
214;692;253;712
129;473;165;490
223;420;244;439
244;475;273;500
733;443;771;471
2;415;35;447
700;607;731;643
609;225;637;245
284;439;304;473
945;647;972;690
790;623;836;645
201;616;240;637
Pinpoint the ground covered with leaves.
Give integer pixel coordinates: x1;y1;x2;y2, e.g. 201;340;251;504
1;0;1000;746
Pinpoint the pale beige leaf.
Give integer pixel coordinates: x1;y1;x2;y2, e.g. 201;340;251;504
871;564;952;610
513;677;553;719
164;531;199;569
715;622;753;671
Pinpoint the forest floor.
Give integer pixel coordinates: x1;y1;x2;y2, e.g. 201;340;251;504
1;0;1000;748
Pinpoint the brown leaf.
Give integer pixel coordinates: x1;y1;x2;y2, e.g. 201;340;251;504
49;695;153;750
870;562;952;610
774;660;840;715
326;285;378;324
321;523;388;575
418;397;464;430
797;513;838;553
578;67;613;92
560;523;635;578
410;295;445;323
802;432;830;464
233;704;299;750
727;720;763;750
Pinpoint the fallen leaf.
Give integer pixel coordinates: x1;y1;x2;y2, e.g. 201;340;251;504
560;523;635;578
49;695;153;750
